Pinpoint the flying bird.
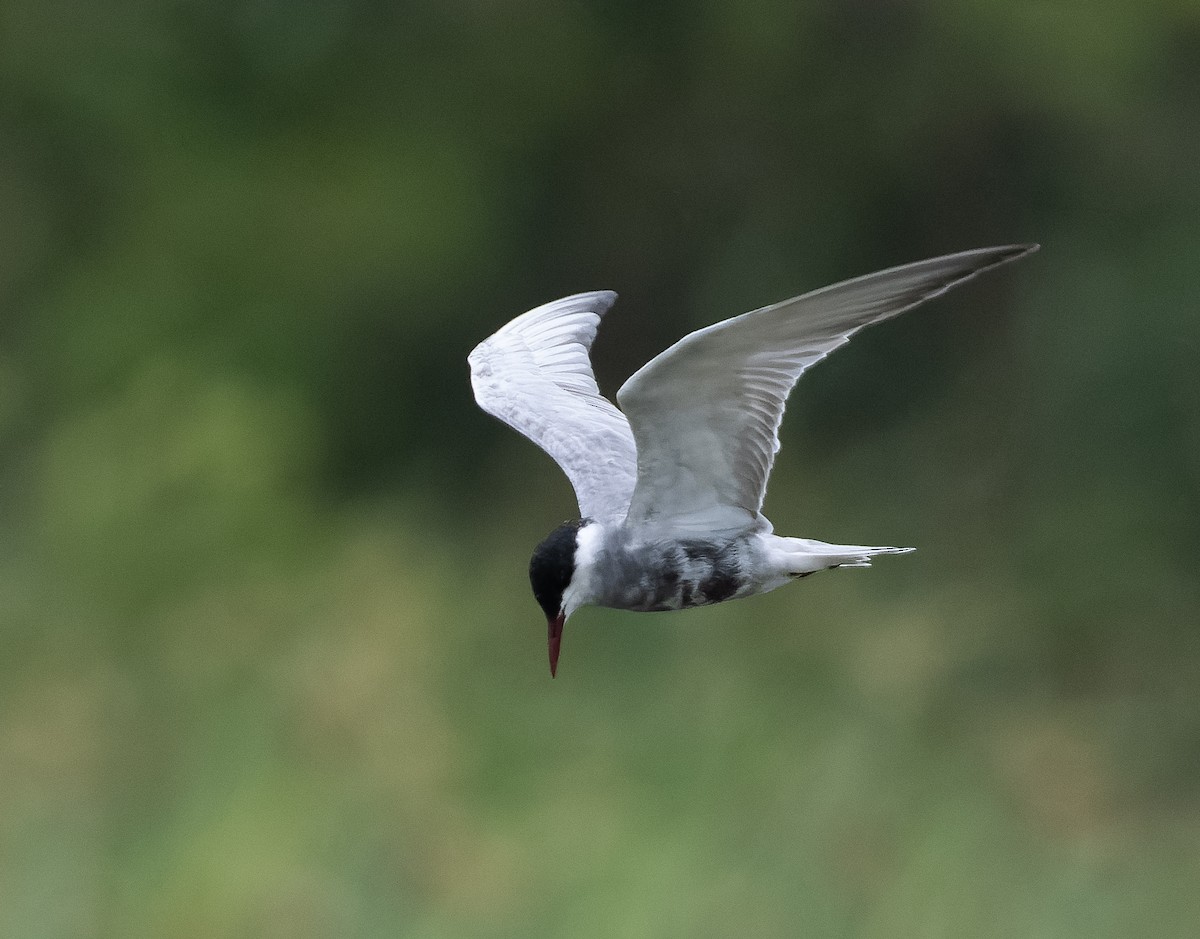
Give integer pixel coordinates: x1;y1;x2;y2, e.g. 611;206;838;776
469;244;1037;676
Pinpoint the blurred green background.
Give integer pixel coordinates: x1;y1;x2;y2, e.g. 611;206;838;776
2;1;1199;936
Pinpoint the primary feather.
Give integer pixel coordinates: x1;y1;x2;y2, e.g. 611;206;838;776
616;244;1038;533
468;291;638;522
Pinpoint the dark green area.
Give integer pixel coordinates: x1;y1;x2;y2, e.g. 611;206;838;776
2;1;1199;936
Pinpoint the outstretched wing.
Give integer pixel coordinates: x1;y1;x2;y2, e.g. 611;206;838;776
469;291;638;522
616;244;1038;533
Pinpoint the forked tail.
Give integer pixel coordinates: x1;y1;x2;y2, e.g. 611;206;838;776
772;536;915;576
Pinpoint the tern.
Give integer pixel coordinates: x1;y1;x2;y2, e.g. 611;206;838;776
469;244;1037;676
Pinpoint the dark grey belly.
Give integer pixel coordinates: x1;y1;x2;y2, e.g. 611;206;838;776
602;539;749;613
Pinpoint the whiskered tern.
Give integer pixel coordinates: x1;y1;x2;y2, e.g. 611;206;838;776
469;244;1037;675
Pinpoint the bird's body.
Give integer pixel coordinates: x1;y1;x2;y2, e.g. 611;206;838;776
548;520;908;615
563;521;767;614
469;244;1037;675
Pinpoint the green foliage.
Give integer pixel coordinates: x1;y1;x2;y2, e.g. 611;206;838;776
2;1;1199;935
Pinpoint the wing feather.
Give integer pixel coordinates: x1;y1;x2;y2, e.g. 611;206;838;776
469;291;638;521
616;244;1038;533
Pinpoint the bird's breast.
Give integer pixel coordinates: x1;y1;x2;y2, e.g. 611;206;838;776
592;535;759;612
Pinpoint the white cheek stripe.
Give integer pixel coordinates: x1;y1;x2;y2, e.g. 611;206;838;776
574;522;604;571
562;522;604;617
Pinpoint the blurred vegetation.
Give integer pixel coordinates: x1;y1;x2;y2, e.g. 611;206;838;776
2;0;1200;936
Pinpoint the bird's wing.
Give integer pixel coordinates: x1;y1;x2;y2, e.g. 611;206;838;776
616;244;1038;533
469;291;639;522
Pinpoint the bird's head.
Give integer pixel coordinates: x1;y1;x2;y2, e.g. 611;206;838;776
529;519;593;678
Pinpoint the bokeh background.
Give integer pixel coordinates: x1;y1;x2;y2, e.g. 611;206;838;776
3;1;1199;936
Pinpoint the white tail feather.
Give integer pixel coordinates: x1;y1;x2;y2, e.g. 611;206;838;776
768;536;915;576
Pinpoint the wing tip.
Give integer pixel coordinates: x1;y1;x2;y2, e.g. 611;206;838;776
973;242;1040;269
999;242;1040;259
539;289;618;310
573;289;619;314
468;289;622;369
513;289;620;328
